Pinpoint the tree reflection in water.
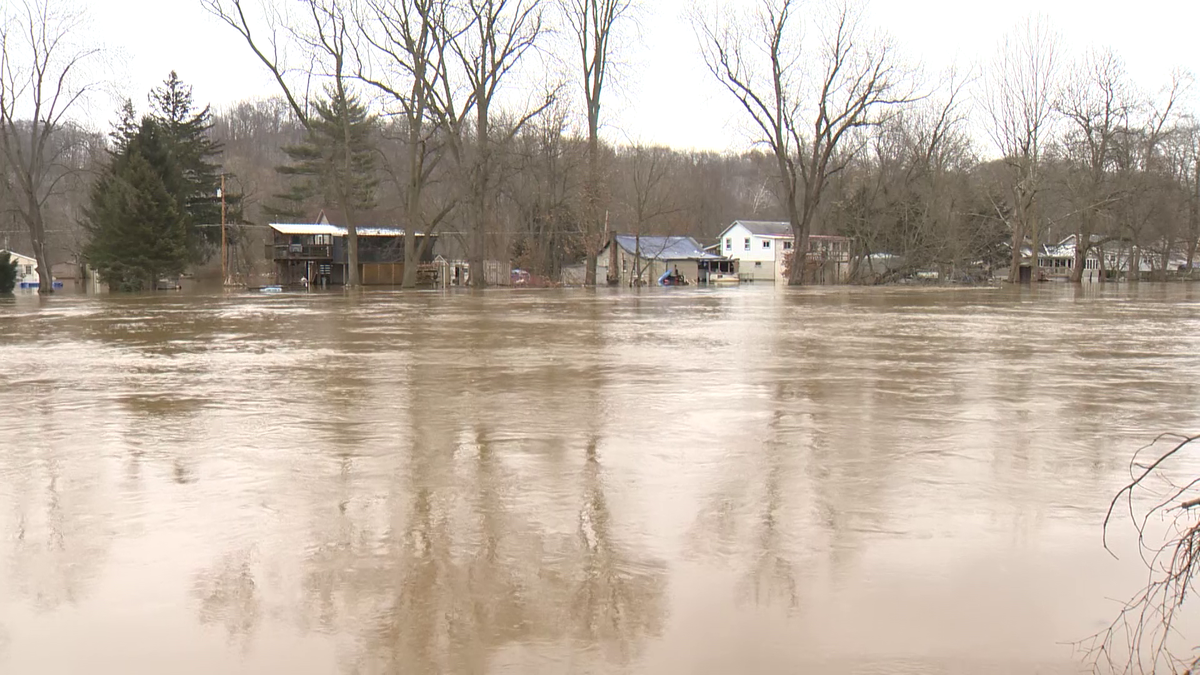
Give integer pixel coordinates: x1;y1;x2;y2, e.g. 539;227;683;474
193;547;261;650
571;439;668;663
5;455;114;612
264;428;669;674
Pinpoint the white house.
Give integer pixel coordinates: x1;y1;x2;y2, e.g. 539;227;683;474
1037;235;1106;281
1034;234;1192;281
716;220;853;283
1;249;41;289
717;220;795;281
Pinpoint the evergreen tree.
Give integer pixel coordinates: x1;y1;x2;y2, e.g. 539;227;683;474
270;86;378;287
85;119;189;291
270;87;378;220
0;252;17;294
148;72;241;261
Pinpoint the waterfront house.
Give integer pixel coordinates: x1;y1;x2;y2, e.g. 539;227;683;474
597;234;734;285
268;213;437;286
0;249;63;290
1029;235;1194;282
1036;235;1104;281
716;220;853;283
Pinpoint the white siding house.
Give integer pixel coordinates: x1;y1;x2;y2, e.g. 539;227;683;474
717;221;794;281
1;250;40;289
717;220;853;283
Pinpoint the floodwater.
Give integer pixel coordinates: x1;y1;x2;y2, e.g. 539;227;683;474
2;283;1200;674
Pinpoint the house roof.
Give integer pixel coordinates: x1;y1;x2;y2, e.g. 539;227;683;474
729;220;793;237
721;220;851;242
0;249;36;264
612;235;722;260
269;223;421;237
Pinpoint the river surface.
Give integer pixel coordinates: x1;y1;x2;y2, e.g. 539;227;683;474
3;283;1200;674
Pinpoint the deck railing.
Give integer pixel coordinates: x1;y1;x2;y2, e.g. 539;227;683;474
271;243;332;260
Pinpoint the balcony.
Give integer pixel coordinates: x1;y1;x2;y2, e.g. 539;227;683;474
270;243;332;260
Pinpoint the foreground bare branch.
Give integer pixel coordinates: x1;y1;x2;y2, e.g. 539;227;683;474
1083;434;1200;674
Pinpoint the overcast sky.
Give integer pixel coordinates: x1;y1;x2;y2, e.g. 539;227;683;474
84;0;1200;154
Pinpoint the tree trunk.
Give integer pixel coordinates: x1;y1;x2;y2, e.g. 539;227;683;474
30;210;53;294
402;232;419;288
1070;241;1086;283
781;154;808;287
1008;220;1023;284
401;107;425;289
470;97;490;289
469;170;487;288
584;131;600;287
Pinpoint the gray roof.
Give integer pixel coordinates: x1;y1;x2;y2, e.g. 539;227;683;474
733;220;792;237
612;235;721;260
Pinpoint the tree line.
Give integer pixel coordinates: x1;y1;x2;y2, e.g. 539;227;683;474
1;0;1198;291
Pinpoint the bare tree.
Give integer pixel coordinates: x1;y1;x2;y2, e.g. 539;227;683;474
561;0;633;286
507;100;581;279
1115;71;1189;281
1171;123;1200;271
847;69;979;282
694;0;915;285
444;0;554;288
202;0;370;287
1055;47;1130;283
1084;434;1200;675
0;0;100;293
355;0;458;288
621;143;678;285
980;15;1061;283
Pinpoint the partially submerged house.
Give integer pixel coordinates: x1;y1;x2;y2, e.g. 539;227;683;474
268;214;437;286
716;220;853;283
0;249;62;290
1037;235;1103;281
1010;234;1188;282
597;235;734;285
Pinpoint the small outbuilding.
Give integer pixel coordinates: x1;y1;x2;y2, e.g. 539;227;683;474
597;235;734;286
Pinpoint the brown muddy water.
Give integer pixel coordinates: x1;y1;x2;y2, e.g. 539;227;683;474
3;283;1200;674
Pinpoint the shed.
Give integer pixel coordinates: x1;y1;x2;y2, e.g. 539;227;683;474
596;235;734;286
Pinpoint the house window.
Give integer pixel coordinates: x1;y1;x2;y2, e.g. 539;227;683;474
724;238;731;251
24;265;32;276
783;241;793;250
762;240;771;249
744;237;751;251
754;262;763;268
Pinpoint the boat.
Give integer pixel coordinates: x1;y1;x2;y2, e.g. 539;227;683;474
708;273;739;284
658;270;689;286
257;285;283;293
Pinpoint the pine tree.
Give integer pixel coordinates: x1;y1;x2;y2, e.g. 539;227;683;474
0;252;17;294
85;119;189;291
148;71;240;262
271;87;378;218
270;86;378;287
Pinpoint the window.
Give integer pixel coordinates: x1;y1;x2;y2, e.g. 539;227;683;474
783;241;793;250
762;240;771;249
23;265;32;276
724;238;731;251
744;237;751;251
754;262;763;268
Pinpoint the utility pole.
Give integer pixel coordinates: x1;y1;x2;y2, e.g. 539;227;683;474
220;174;227;285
